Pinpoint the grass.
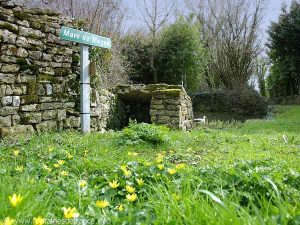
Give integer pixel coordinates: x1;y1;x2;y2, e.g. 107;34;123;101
0;105;299;224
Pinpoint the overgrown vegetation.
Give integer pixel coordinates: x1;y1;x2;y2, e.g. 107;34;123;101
192;88;268;117
267;1;300;98
0;106;299;224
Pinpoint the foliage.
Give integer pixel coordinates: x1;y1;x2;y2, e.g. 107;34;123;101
189;0;266;90
121;35;153;84
0;106;299;223
90;42;129;90
122;18;208;92
156;17;208;92
267;2;300;97
192;88;268;117
255;57;269;97
117;121;169;146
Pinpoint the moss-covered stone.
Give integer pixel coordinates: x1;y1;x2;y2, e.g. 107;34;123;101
153;89;182;97
20;95;39;104
37;74;60;83
14;11;32;20
27;82;37;95
16;58;39;74
0;21;18;33
54;68;70;77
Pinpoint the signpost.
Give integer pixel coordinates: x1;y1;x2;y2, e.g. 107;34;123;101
60;26;112;134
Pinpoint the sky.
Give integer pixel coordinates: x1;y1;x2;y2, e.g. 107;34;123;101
122;0;294;45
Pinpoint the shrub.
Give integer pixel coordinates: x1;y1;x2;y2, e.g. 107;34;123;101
192;88;268;117
117;121;169;146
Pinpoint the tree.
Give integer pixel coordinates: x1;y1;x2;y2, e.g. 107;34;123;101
267;1;300;98
136;0;176;83
255;57;268;96
186;0;267;90
157;18;208;92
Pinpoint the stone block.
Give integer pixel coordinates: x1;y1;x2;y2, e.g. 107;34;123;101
1;64;19;73
16;36;28;48
0;106;18;116
0;85;5;97
0;55;18;63
12;96;20;106
91;107;101;117
42;110;56;120
40;102;63;110
151;104;165;110
157;116;171;124
20;104;39;112
19;26;45;39
12;85;26;95
45;84;53;95
1;96;12;106
16;47;28;58
64;116;80;128
0;115;11;127
1;29;17;44
0;125;34;139
36;84;45;96
0;74;15;84
57;109;66;121
63;102;75;109
12;114;20;125
28;50;42;60
20;95;39;104
20;112;41;124
1;44;17;55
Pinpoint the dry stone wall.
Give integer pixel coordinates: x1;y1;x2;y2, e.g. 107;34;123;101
150;87;194;131
114;84;194;131
0;0;113;139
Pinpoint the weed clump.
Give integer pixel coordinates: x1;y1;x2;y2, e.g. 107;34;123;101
117;121;169;146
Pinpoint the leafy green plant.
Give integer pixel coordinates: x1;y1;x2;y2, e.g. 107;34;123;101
117;121;169;146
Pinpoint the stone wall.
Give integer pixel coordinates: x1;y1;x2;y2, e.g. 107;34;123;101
114;84;194;131
0;0;113;139
150;88;194;131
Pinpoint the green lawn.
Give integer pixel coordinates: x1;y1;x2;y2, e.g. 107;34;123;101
0;105;299;225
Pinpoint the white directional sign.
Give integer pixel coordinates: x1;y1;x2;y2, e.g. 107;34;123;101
60;26;112;134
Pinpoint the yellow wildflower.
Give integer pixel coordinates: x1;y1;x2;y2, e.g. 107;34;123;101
84;149;88;156
13;150;20;157
168;168;177;175
9;194;23;207
43;165;52;172
123;169;132;177
15;166;24;172
118;204;124;211
57;160;65;165
143;161;152;167
109;180;119;189
62;207;79;219
53;163;60;168
128;151;139;156
96;200;109;208
2;217;15;225
33;217;45;225
175;163;186;170
67;152;73;159
78;180;87;188
126;185;135;193
60;171;69;176
126;193;137;202
156;173;161;177
136;178;144;186
157;164;164;170
156;153;164;163
120;165;127;171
